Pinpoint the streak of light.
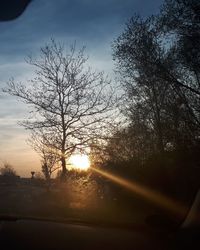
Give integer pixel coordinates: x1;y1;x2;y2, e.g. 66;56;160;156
92;167;187;218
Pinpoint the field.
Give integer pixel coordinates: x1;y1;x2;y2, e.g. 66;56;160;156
0;176;159;229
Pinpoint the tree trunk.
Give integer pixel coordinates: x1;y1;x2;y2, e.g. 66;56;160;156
61;155;67;181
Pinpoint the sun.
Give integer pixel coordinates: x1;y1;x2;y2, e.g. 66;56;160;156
68;154;90;171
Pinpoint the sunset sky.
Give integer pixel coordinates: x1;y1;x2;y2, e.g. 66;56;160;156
0;0;163;177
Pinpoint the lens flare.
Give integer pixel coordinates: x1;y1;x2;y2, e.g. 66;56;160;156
92;167;187;217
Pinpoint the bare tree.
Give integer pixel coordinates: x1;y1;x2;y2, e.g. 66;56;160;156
3;40;114;179
28;133;60;180
0;163;17;177
41;156;58;180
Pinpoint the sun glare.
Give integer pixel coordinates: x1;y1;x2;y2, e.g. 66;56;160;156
68;154;90;171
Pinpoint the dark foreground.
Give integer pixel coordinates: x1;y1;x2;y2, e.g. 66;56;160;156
0;176;153;226
0;177;200;249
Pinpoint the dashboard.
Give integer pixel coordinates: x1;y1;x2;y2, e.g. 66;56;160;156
0;218;168;250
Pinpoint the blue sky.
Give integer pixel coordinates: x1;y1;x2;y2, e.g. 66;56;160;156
0;0;163;176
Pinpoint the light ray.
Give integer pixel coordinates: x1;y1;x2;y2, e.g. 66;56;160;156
92;167;187;218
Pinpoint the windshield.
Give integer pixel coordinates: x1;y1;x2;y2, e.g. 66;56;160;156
0;0;199;230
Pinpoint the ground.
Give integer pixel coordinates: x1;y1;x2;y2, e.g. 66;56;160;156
0;176;179;230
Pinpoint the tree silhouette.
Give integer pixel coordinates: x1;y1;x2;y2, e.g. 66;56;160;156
112;0;200;155
0;163;17;177
4;40;114;179
110;0;200;202
28;132;60;180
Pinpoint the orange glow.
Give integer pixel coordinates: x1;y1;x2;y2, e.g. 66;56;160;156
92;167;187;217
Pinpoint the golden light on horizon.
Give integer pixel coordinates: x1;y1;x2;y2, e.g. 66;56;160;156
68;154;90;171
